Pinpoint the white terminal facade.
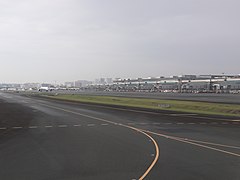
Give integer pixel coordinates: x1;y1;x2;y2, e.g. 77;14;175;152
111;75;240;93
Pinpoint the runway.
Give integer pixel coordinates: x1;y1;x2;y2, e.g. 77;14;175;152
0;92;239;180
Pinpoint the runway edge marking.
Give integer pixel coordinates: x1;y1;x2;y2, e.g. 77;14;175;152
141;130;240;158
38;102;160;180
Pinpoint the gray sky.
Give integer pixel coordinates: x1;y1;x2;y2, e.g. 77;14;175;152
0;0;239;83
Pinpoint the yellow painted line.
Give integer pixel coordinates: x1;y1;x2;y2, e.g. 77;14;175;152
118;124;159;180
38;102;159;179
142;130;240;158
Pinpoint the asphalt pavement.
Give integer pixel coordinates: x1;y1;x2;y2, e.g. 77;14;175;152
0;92;239;180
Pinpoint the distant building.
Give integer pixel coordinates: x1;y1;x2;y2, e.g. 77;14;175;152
106;78;113;84
75;80;92;87
95;79;100;84
65;82;74;88
99;78;106;85
95;78;106;85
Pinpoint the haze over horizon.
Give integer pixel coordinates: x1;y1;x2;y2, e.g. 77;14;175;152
0;0;240;83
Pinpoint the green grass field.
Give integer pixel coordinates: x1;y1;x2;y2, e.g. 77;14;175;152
44;94;240;117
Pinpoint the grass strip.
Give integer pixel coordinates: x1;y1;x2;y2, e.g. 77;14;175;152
43;94;240;117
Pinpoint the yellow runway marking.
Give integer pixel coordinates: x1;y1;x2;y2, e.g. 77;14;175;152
39;102;160;179
118;124;159;180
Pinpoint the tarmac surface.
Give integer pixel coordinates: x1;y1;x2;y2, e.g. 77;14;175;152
0;92;239;180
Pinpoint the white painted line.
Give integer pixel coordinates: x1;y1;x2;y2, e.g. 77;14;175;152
73;124;81;127
12;126;23;129
29;126;38;129
101;124;109;126
143;129;240;158
87;124;95;126
0;127;7;130
221;122;228;125
176;123;184;125
211;122;218;125
45;125;53;128
232;120;240;122
127;123;135;125
4;96;12;99
139;123;148;125
58;125;68;128
170;114;197;116
189;116;237;122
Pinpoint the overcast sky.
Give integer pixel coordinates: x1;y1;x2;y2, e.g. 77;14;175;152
0;0;239;83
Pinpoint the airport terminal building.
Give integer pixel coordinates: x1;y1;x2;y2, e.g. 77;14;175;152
112;75;240;93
